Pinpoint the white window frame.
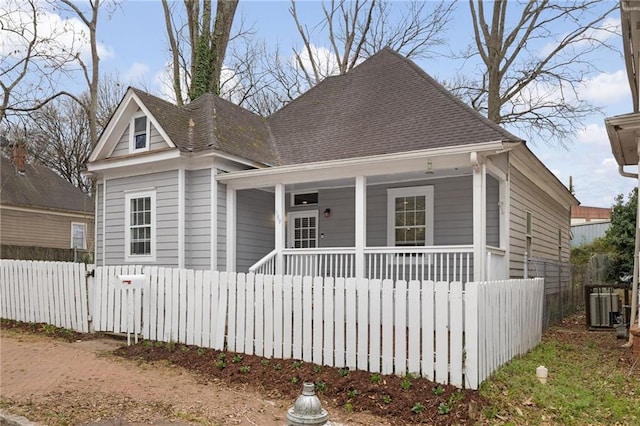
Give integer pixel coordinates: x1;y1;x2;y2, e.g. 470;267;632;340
125;190;156;262
290;191;319;207
70;222;87;250
526;211;533;256
129;112;151;154
386;186;434;246
287;210;319;248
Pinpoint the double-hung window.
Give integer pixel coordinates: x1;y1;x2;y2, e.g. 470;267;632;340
125;190;156;261
387;186;434;246
130;113;150;153
71;222;87;250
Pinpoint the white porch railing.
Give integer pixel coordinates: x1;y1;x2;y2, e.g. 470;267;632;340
283;248;357;277
248;249;277;275
365;245;474;282
250;245;477;282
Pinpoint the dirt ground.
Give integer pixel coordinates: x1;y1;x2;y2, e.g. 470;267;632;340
0;329;412;425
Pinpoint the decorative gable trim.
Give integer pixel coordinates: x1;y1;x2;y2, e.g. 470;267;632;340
89;89;177;162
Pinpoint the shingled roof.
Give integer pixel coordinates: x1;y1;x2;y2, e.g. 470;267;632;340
131;89;280;166
268;47;522;165
1;156;93;214
126;48;521;167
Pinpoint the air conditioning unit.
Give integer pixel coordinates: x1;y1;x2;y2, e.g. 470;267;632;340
589;293;620;327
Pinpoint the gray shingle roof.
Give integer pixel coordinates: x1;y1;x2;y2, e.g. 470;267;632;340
268;47;522;165
1;156;93;214
131;89;280;166
128;48;521;167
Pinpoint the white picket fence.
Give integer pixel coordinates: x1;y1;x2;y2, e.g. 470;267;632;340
0;260;544;389
0;260;90;333
89;265;544;389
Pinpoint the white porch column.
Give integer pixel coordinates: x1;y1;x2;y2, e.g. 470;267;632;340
178;168;185;269
472;153;486;281
355;176;367;280
211;168;218;271
226;186;236;272
275;183;285;275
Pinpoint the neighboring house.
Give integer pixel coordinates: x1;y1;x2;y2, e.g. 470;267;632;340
571;206;611;225
1;144;94;260
86;48;576;282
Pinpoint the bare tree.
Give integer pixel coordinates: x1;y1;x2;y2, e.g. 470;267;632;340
162;0;239;104
5;75;126;193
0;0;78;123
290;0;454;87
453;0;618;144
58;0;102;149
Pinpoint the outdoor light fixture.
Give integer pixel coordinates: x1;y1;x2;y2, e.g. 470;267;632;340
425;159;433;174
323;208;331;218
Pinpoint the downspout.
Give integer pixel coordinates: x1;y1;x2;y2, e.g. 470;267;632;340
617;153;640;347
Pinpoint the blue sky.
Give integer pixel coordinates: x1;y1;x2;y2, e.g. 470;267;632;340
28;1;640;207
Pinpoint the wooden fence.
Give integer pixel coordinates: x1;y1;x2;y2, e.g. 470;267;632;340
90;265;544;389
0;260;90;333
0;260;544;389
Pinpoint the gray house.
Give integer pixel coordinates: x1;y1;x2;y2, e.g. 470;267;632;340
86;48;576;283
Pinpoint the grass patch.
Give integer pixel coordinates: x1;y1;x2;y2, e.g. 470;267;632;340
480;335;640;425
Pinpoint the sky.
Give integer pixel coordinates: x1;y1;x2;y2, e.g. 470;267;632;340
6;0;638;208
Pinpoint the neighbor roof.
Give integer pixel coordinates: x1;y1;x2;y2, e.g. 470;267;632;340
1;156;93;214
268;47;523;165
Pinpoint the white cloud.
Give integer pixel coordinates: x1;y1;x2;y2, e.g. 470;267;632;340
539;16;620;58
292;44;340;79
0;1;114;69
575;123;608;146
124;62;150;83
579;70;630;105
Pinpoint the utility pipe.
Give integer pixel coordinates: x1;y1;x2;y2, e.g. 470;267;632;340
617;151;640;347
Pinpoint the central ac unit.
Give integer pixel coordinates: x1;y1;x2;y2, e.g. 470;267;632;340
589;293;620;327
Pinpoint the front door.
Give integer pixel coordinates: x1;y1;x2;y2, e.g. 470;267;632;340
288;210;318;248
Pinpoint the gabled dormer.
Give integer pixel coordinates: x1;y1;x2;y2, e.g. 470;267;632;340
89;88;177;163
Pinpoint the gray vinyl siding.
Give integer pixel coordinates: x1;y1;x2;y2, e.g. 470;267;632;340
104;170;179;266
509;167;571;278
486;174;500;247
286;176;477;248
96;183;103;265
237;189;275;271
185;169;211;270
110;121;168;158
217;181;227;271
367;177;474;246
287;187;355;248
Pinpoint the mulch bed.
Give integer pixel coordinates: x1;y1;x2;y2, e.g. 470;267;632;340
113;341;486;425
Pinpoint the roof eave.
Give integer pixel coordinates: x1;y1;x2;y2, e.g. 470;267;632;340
218;140;516;190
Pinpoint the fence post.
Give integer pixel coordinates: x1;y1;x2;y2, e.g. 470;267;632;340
524;252;528;279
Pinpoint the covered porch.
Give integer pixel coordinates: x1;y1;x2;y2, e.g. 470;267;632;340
218;143;514;283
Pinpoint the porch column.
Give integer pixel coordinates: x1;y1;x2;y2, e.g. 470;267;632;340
275;183;285;275
226;186;236;272
472;152;486;281
355;176;367;280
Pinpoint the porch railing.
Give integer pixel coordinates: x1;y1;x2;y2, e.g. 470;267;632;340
365;245;473;282
284;248;357;278
250;245;476;282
